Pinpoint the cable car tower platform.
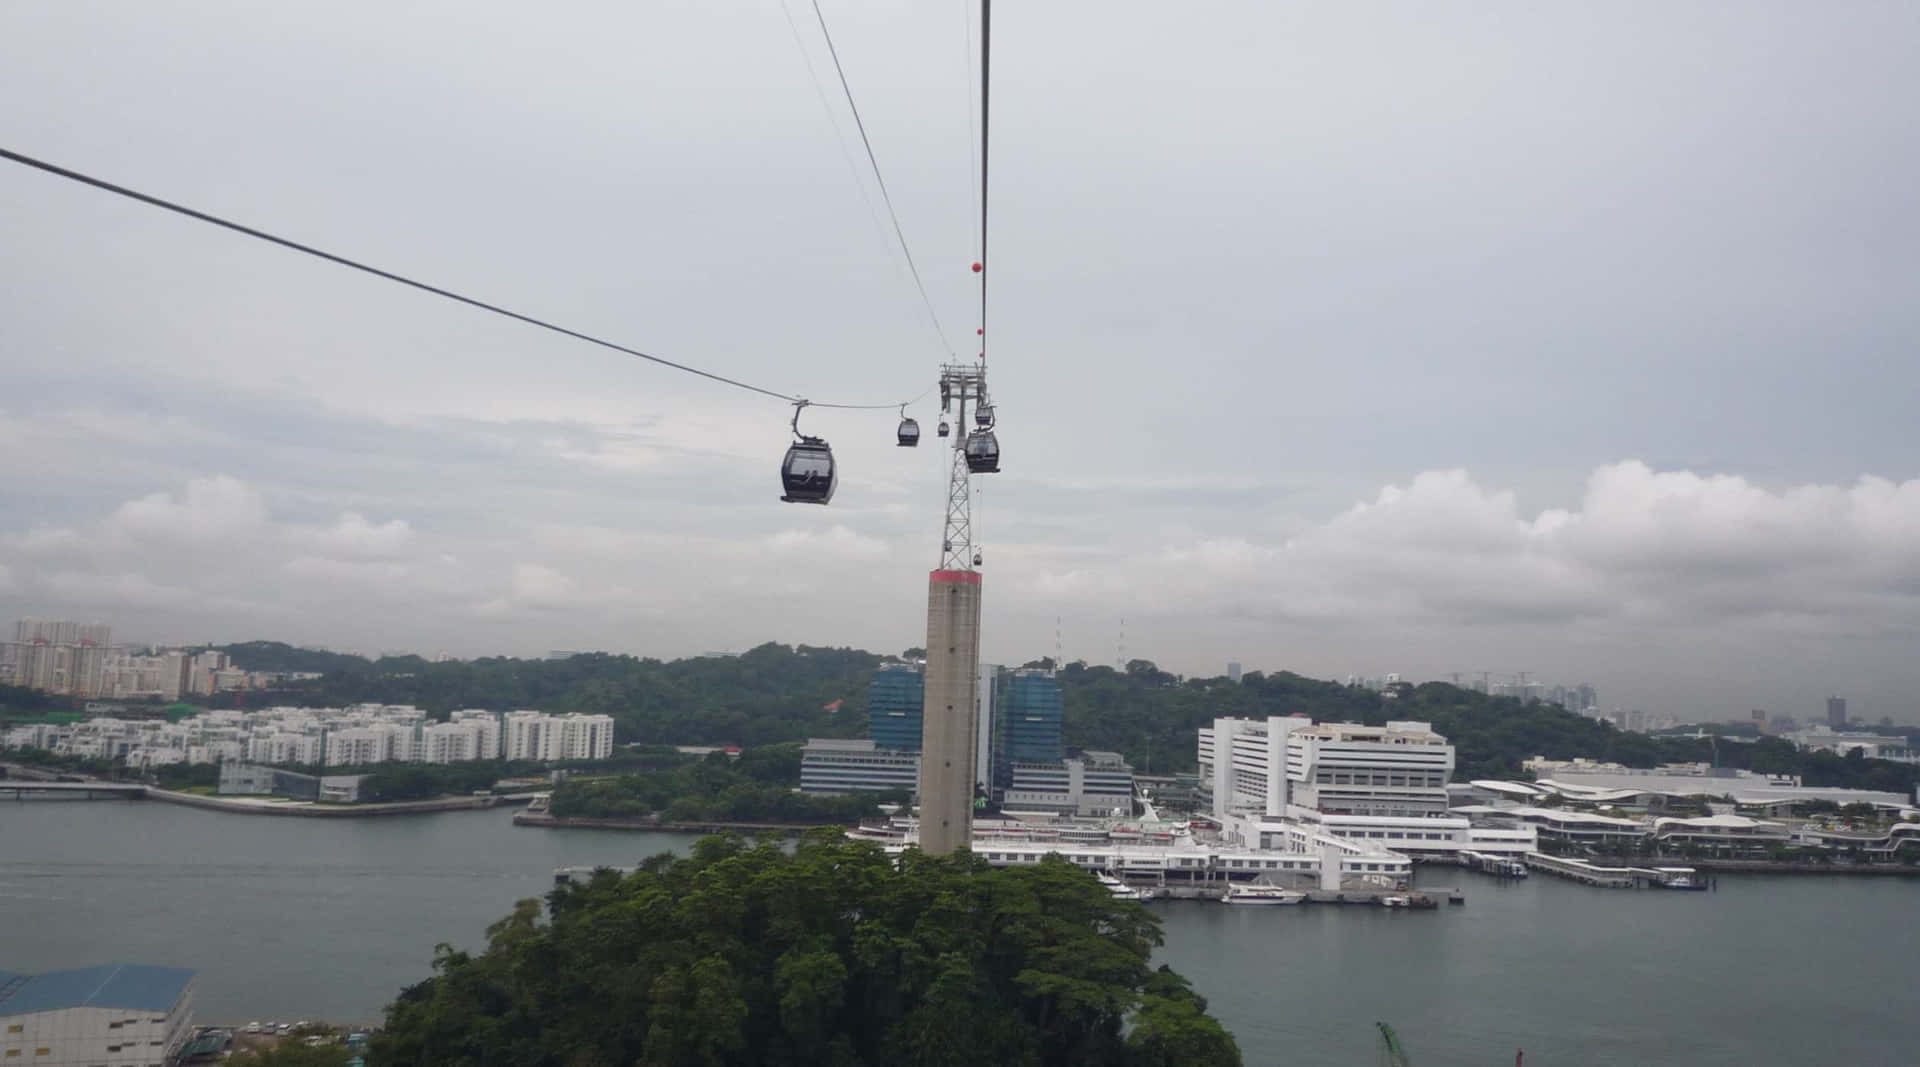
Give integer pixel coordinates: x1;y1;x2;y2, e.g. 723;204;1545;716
936;362;987;570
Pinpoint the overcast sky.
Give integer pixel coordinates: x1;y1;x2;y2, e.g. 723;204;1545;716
4;2;1918;723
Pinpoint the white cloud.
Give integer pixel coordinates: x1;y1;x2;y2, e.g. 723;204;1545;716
283;556;411;586
764;525;890;561
42;570;187;607
109;475;268;544
509;563;580;607
292;513;415;559
1003;462;1920;633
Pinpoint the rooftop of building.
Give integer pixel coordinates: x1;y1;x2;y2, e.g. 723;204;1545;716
1293;720;1445;744
1652;814;1784;830
0;964;194;1017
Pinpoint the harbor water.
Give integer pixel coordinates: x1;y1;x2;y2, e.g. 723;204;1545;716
2;801;1910;1065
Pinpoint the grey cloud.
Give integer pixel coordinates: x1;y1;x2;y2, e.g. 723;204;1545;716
4;3;1919;716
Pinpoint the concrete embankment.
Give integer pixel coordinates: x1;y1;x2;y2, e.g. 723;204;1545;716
146;789;526;817
512;810;841;835
1582;855;1920;876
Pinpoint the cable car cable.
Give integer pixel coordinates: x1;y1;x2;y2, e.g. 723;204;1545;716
806;0;956;359
977;0;991;367
0;145;924;412
778;0;903;294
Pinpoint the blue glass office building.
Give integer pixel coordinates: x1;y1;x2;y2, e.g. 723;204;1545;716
868;663;925;751
994;668;1063;785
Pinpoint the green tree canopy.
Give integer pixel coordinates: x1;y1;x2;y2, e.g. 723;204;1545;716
371;834;1240;1067
228;1042;354;1067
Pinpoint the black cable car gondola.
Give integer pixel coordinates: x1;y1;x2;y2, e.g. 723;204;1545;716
975;402;994;427
896;408;919;447
780;402;837;504
964;429;1000;473
937;419;951;438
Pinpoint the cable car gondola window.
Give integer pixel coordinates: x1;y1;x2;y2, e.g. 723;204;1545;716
781;438;838;504
964;430;999;474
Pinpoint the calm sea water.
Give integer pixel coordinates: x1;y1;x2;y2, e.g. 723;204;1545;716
2;801;1911;1065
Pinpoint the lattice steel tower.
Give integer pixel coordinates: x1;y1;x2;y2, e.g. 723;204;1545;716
917;362;990;855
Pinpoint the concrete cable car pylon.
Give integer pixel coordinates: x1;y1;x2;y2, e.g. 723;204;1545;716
915;0;996;857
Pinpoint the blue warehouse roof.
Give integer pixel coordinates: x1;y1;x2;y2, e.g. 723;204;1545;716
0;964;194;1017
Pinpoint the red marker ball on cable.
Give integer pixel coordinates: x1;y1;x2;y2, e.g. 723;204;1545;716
971;262;983;273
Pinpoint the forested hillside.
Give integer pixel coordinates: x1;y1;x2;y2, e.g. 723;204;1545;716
218;642;1918;793
224;641;882;746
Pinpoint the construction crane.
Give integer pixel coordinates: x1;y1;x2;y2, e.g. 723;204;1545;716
1376;1022;1411;1067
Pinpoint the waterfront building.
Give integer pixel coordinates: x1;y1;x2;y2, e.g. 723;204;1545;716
867;663;924;751
1000;750;1135;817
1651;814;1790;854
1517;760;1911;809
799;738;920;796
216;762;367;802
1452;805;1649;850
1826;695;1848;729
0;963;196;1067
1198;717;1453;819
849;815;1420;889
1197;716;1533;861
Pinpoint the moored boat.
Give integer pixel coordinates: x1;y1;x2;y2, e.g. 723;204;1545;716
1221;881;1306;905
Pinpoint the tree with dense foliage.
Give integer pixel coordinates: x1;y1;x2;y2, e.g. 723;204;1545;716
371;833;1238;1067
227;1042;354;1066
548;746;891;824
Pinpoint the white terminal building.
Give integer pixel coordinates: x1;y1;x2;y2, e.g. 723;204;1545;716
1;705;613;768
0;964;195;1067
1198;717;1534;860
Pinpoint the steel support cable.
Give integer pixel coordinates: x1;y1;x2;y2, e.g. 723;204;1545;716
963;0;980;270
978;0;991;367
807;0;957;359
0;145;918;411
779;0;901;287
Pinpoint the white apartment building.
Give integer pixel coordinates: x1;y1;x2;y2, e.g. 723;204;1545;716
503;711;614;762
420;722;480;764
248;731;324;766
323;725;411;766
4;704;611;769
450;710;503;759
0;963;195;1067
